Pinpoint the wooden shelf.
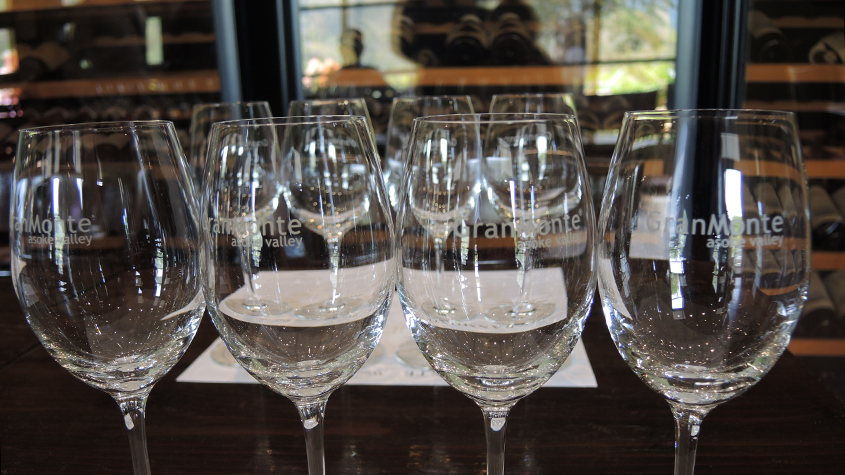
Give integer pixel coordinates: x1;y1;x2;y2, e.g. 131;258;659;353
0;70;220;99
788;338;845;357
743;100;845;113
90;33;215;47
403;66;590;87
728;159;845;179
636;159;843;180
771;16;845;29
812;252;845;271
806;159;845;177
746;64;845;83
0;0;207;13
340;63;673;89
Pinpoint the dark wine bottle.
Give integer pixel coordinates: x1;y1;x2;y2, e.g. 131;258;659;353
743;182;761;222
94;131;131;162
18;41;70;82
831;186;845;217
809;184;845;251
777;180;799;233
489;13;533;66
748;10;792;63
0;122;17;162
75;105;99;123
795;271;839;337
770;248;797;288
808;31;844;64
823;270;845;322
443;14;487;66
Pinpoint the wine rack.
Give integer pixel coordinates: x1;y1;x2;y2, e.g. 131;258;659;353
744;0;845;285
0;0;219;145
0;0;208;13
747;1;845;345
3;70;220;99
0;0;221;274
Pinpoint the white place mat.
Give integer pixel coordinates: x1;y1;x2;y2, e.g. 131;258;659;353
177;294;597;388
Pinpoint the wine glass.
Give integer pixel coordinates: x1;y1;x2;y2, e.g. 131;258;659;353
287;97;370;118
188;101;272;185
384;95;475;210
597;109;810;475
397;113;596;475
481;112;587;324
489;92;576;115
11;121;205;475
287;97;374;137
280;116;377;319
202;113;289;317
203;116;394;475
384;95;475;368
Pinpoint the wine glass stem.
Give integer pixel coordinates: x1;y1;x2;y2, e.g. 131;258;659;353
670;403;707;475
119;398;151;475
516;231;532;298
241;232;260;299
434;237;444;275
327;236;342;305
481;406;510;475
296;398;328;475
433;237;449;309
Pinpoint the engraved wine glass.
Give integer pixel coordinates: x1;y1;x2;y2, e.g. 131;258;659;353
203;116;394;475
288;97;375;140
384;95;475;368
384;95;474;210
188;101;272;185
489;92;576;115
11;121;205;475
482;112;587;324
397;113;596;475
598;109;810;475
189;101;277;367
203;114;289;317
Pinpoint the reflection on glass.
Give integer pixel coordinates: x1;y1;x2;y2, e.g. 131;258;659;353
489;92;576;114
398;113;596;475
299;0;677;135
204;116;395;475
384;95;474;211
11;121;205;475
188;101;272;187
598;109;810;475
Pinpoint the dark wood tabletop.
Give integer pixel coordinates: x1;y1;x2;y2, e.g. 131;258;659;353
2;275;844;475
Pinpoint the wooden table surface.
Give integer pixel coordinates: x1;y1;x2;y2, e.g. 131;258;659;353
1;276;844;474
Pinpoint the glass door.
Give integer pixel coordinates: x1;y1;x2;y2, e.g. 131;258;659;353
296;0;679;167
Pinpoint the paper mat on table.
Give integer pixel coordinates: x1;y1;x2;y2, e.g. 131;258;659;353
177;295;597;388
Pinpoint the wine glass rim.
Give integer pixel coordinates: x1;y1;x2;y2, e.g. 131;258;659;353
288;98;367;105
19;120;175;134
414;112;577;123
191;100;271;110
623;109;796;120
392;94;473;102
491;92;574;98
211;115;370;128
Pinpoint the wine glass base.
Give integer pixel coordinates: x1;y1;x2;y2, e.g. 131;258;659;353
421;300;461;319
210;340;240;367
296;297;361;320
394;341;431;370
226;299;291;317
484;302;555;326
